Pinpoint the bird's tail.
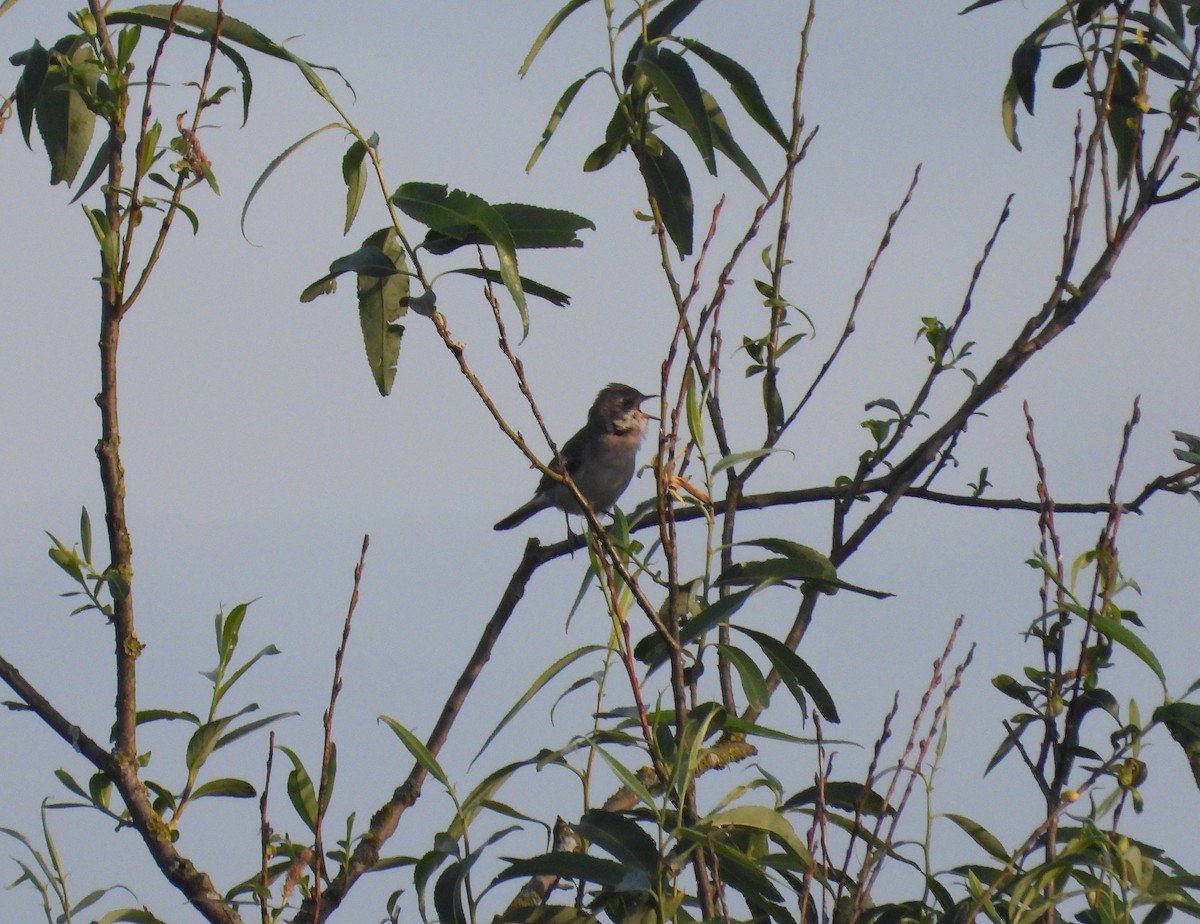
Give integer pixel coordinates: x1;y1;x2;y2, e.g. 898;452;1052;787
493;497;546;531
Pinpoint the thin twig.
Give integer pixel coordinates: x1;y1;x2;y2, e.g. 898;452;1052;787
312;535;369;921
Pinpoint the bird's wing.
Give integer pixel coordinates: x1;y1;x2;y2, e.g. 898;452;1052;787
534;423;589;492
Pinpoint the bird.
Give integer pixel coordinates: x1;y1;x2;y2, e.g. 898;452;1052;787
494;383;656;531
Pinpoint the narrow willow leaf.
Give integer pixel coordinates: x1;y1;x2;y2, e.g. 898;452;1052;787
520;0;597;77
357;228;408;396
640;138;693;257
784;780;893;816
1154;701;1200;790
107;6;351;109
342;134;375;235
1001;76;1022;151
11;40;49;146
705;804;814;867
527;68;606;171
674;38;788;147
241;122;344;241
735;626;839;723
191;777;256;799
635;45;715;174
576;809;659;874
444;268;570;308
379;716;450;788
716;643;769;711
278;746;317;832
944;813;1009;860
1090;612;1165;683
711;446;792;476
471;645;606;767
1010;37;1041;115
493;851;637;889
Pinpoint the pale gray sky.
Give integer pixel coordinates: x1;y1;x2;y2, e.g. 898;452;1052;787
3;2;1198;920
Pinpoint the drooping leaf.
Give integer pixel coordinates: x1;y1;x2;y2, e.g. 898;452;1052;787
493;852;644;890
635;45;715;174
1154;701;1200;790
735;626;839;723
35;41;99;186
639;137;693;257
575;809;659;874
342;133;376;234
242;122;344;241
278;746;317;832
527;67;606;171
673;38;789;148
471;645;606;766
356;227;408;396
10;39;49;147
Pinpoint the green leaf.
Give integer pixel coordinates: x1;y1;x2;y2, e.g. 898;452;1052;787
242;122;344;241
357;227;408;396
1052;60;1087;89
575;809;659;874
35;41;99;186
635;45;715;174
341;133;376;234
392;182;528;334
278;746;317;832
11;40;49;147
784;781;893;816
711;446;792;476
673;38;788;148
704;804;814;868
443;268;571;308
735;626;839;723
1089;611;1164;683
379;715;450;788
1153;701;1200;790
191;777;256;799
715;643;769;712
527;68;606;171
494;851;641;890
107;5;351;110
992;673;1034;707
520;0;596;77
79;506;91;563
471;645;606;766
624;0;705;77
1010;36;1041;115
640;138;693;257
214;710;297;752
420;202;593;254
1001;75;1023;151
944;812;1009;861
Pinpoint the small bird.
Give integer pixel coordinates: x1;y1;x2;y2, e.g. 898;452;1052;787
494;383;656;531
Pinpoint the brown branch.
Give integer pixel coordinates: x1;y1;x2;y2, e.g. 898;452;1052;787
0;652;238;923
312;535;369;921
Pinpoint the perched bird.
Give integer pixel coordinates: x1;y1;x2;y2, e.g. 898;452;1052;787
494;383;656;531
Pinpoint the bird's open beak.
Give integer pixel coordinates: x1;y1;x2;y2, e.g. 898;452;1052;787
640;394;659;420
